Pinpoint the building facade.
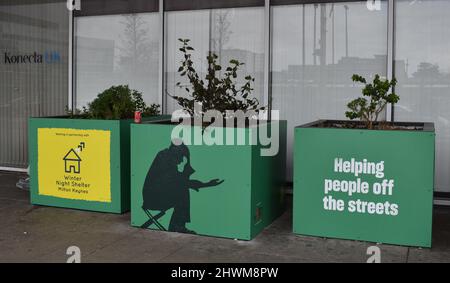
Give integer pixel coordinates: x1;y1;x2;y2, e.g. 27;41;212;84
1;0;450;194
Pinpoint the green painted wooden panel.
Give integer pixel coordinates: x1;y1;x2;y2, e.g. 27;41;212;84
131;120;286;240
293;124;435;247
29;116;166;213
29;117;123;213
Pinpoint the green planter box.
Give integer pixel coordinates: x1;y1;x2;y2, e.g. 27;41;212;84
29;116;165;213
293;120;435;247
131;120;287;240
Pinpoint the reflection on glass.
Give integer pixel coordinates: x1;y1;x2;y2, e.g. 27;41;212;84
272;2;388;180
164;7;265;114
75;13;160;108
0;2;69;167
395;0;450;192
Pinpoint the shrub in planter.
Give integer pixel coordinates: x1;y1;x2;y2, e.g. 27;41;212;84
293;75;435;247
29;85;163;213
130;39;287;239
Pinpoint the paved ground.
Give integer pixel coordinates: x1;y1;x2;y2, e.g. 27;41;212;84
0;171;449;263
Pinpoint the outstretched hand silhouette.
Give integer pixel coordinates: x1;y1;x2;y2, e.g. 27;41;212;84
191;179;224;192
207;179;224;187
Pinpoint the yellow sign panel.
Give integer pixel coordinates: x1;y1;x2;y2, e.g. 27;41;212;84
38;128;111;202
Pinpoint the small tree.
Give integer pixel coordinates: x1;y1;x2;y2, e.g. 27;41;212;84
170;39;263;118
346;74;399;129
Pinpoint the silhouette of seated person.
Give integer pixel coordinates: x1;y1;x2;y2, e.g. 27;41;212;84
142;140;224;234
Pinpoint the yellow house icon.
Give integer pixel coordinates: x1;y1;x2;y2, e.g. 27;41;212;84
63;149;82;174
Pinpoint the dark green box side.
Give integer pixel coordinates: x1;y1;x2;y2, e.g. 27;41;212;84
293;125;435;247
250;121;287;239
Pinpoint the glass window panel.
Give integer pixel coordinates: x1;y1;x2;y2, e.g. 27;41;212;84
272;1;388;180
394;0;450;192
75;13;160;108
165;9;210;113
164;7;265;114
0;1;69;168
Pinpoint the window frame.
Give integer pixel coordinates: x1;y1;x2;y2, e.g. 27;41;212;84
71;0;395;118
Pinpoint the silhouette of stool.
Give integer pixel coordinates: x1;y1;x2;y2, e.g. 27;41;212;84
141;207;167;231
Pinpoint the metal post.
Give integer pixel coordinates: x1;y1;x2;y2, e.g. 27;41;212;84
330;3;335;65
264;0;271;117
302;5;305;66
159;0;166;114
68;8;73;110
313;4;317;65
319;4;327;66
386;0;395;122
344;5;349;58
